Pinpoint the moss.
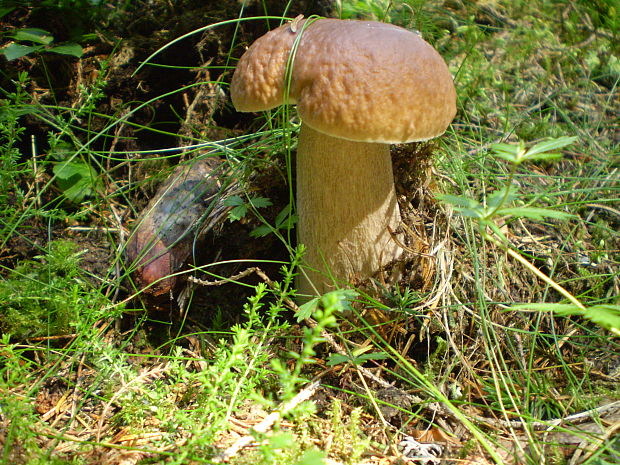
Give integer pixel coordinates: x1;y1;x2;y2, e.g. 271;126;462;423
0;240;99;340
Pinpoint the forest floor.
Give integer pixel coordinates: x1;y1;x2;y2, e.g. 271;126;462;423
0;1;618;464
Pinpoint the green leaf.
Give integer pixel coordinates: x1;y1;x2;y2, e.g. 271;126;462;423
356;352;390;361
224;195;272;222
526;136;578;157
584;304;620;332
497;207;575;221
275;203;296;228
457;207;485;218
521;152;564;162
80;33;99;41
327;351;389;366
223;195;244;207
512;303;620;333
295;289;358;322
322;289;358;312
1;43;41;60
49;140;76;161
491;142;522;163
48;43;83;58
227;204;248;222
252;204;298;236
54;161;87;181
280;212;298;228
512;303;579;314
491;137;577;164
326;353;350;365
249;203;297;237
224;195;247;221
249;224;272;238
296;297;320;322
248;196;272;209
11;28;54;45
53;161;100;203
487;184;518;208
437;194;484;217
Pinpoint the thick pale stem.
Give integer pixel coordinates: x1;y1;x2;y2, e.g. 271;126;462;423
296;124;402;297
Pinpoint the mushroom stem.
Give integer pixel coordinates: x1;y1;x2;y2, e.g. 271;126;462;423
296;123;403;297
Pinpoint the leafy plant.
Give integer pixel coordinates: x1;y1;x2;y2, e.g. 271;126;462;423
513;303;620;336
439;137;620;336
0;334;44;463
0;71;31;219
270;287;344;400
324;400;369;464
52;157;102;203
1;28;83;61
296;288;357;322
223;194;297;238
327;343;389;367
42;138;104;204
251;203;298;238
224;194;273;222
337;0;445;40
439;137;578;239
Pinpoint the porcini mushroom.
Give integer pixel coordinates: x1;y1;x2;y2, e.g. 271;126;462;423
230;18;456;297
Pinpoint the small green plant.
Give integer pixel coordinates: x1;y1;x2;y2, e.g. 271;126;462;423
271;288;344;400
383;284;426;314
336;0;444;40
338;0;394;21
223;194;298;238
0;240;107;340
0;334;44;463
440;138;578;231
0;71;31;223
251;203;298;238
241;284;356;464
327;343;389;367
224;194;272;221
439;137;620;336
52;153;103;203
1;28;83;61
325;400;369;464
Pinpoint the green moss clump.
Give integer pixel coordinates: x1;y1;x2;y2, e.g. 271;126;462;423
0;240;102;340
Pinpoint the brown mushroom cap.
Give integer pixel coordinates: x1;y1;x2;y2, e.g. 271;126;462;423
231;18;456;143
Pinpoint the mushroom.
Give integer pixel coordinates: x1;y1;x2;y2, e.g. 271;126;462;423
230;18;456;297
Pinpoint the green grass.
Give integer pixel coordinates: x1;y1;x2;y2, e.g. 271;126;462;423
1;0;619;463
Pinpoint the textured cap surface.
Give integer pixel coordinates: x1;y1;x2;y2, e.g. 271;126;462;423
231;18;456;143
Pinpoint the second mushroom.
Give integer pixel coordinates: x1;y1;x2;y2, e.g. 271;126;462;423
231;18;456;297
